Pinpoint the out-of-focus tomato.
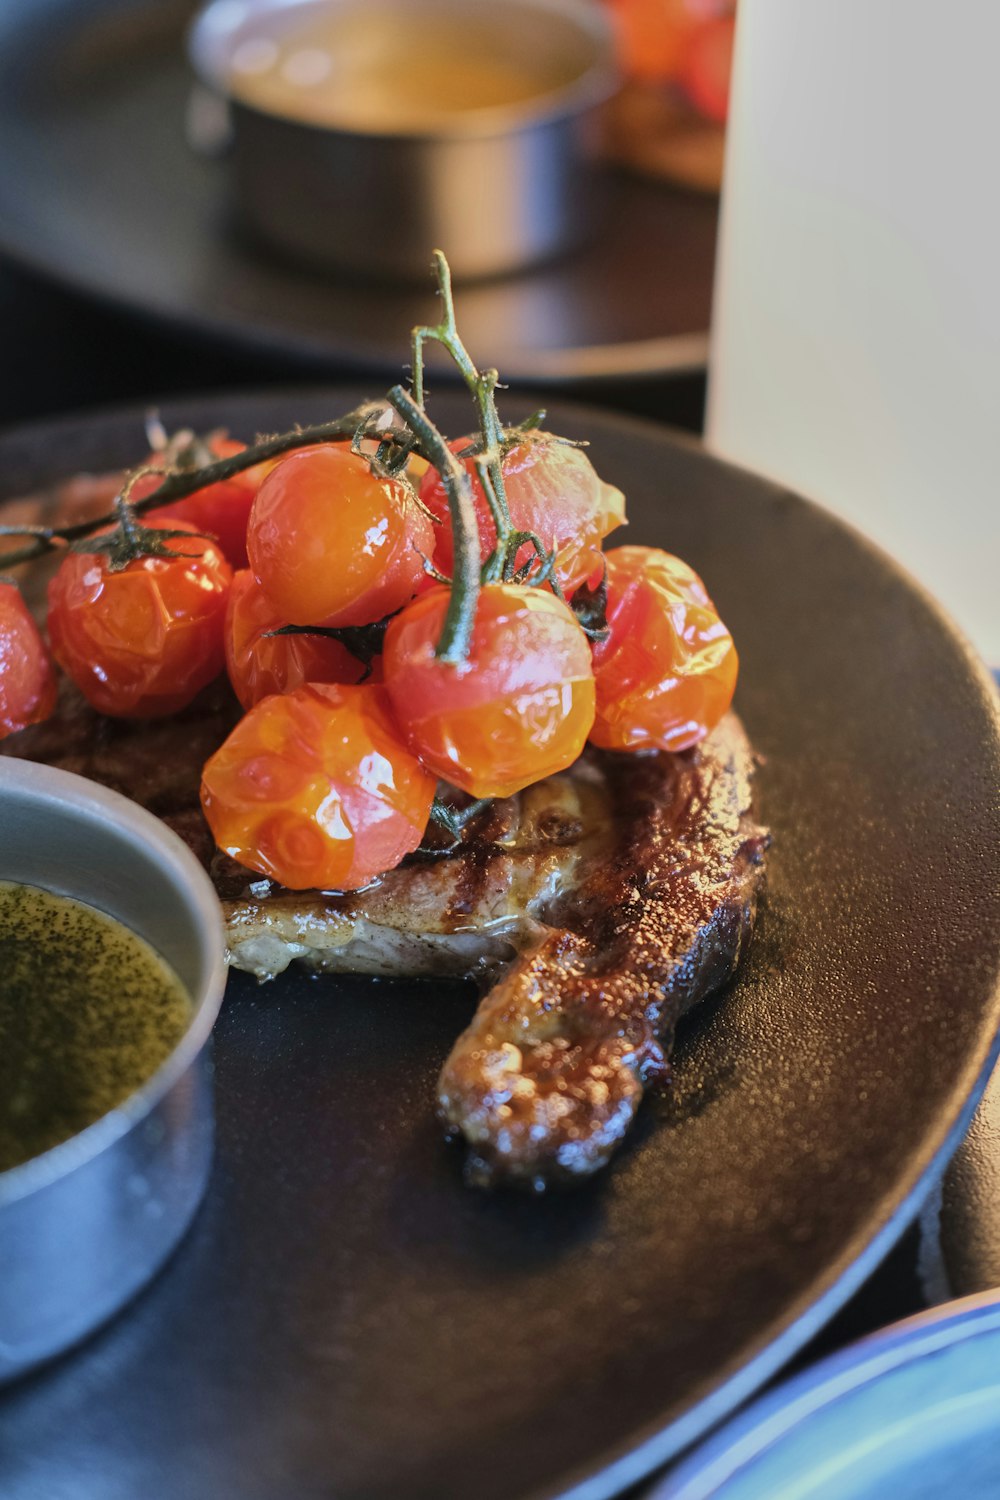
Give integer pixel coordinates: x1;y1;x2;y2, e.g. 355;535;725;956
589;545;737;753
47;521;233;718
225;569;367;709
679;14;735;124
200;681;436;891
607;0;698;83
419;431;626;595
383;583;596;799
247;444;434;628
138;436;271;570
0;582;57;738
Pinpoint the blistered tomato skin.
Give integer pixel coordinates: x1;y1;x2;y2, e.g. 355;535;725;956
383;583;596;799
247;445;434;629
225;569;366;709
200;682;436;891
46;522;233;718
589;546;738;753
419;432;626;595
139;437;269;570
0;583;57;738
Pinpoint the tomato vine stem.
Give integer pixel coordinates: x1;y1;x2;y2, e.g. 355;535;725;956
386;384;480;664
0;403;387;571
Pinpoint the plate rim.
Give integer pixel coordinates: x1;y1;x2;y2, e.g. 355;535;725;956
2;386;999;1500
648;1287;1000;1500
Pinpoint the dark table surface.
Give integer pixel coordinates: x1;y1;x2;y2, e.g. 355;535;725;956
0;251;938;1492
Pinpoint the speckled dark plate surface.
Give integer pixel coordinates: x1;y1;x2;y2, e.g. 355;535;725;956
0;0;714;385
0;389;998;1500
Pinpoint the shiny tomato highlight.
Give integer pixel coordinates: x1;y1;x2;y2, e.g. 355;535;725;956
247;444;434;628
0;582;57;738
200;682;436;891
419;431;626;595
225;569;367;709
589;546;738;753
383;583;596;799
46;521;233;718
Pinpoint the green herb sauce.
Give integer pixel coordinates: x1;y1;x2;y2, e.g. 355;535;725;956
0;881;193;1172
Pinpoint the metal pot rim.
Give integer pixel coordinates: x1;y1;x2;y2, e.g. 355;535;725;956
188;0;620;144
0;758;227;1208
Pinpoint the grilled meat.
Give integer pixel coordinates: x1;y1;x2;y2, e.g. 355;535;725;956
2;471;767;1182
3;680;766;1184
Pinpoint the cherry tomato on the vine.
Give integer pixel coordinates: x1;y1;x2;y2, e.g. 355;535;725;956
138;436;270;570
46;521;233;718
200;681;436;891
419;431;626;595
589;546;737;753
247;444;434;629
383;583;596;799
0;582;57;738
225;569;367;710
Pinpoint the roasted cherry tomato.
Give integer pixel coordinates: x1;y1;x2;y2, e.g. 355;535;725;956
606;0;695;83
679;13;735;124
589;546;737;753
200;681;436;891
138;435;270;570
247;444;434;628
0;582;57;738
47;521;233;718
225;569;367;710
383;583;596;799
419;431;626;596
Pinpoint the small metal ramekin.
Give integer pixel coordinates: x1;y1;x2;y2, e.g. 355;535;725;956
188;0;619;282
0;760;227;1384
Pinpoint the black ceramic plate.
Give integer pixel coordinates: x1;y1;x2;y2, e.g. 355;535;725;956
1;389;999;1500
0;0;714;384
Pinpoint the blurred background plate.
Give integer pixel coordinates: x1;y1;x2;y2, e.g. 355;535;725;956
1;389;999;1500
650;1293;1000;1500
0;0;716;385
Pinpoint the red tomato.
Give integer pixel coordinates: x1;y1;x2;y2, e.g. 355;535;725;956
0;582;57;738
46;521;233;718
419;431;626;596
200;682;436;891
383;583;596;799
138;436;269;570
679;14;735;124
247;445;434;628
589;546;737;753
225;569;367;710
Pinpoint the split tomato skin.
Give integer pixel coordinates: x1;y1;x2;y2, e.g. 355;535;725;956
200;682;437;891
589;546;738;753
419;431;626;595
225;569;366;710
46;521;233;718
140;437;267;570
383;583;596;799
247;444;434;629
0;582;57;738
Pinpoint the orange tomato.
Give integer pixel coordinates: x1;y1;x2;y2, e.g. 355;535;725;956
200;682;436;890
247;444;434;628
383;583;596;798
419;431;626;595
225;569;367;709
46;521;232;718
0;582;57;738
589;546;737;752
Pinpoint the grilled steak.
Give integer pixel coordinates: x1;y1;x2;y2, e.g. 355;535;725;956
3;678;766;1184
2;468;767;1185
